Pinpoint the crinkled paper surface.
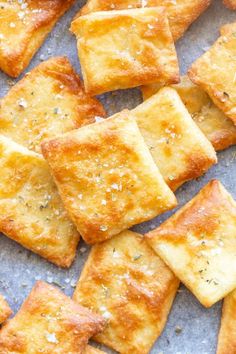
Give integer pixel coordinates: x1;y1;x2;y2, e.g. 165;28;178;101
0;1;235;353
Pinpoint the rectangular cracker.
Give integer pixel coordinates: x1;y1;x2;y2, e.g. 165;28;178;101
0;135;79;267
188;22;236;125
132;87;217;191
0;0;75;77
0;281;105;353
70;7;179;95
142;76;236;151
0;56;105;154
78;0;211;41
42;110;177;244
0;295;12;324
217;289;236;354
73;230;179;354
223;0;236;9
146;180;236;307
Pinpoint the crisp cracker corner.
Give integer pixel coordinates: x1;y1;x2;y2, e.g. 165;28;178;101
0;295;12;324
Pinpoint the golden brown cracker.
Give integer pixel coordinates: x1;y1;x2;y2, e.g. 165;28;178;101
0;295;12;324
188;22;236;125
78;0;211;41
141;76;236;151
71;7;179;95
223;0;236;9
0;57;105;154
42;111;177;244
0;281;105;353
0;0;75;77
133;87;217;190
74;230;179;354
217;289;236;354
0;135;79;267
146;180;236;307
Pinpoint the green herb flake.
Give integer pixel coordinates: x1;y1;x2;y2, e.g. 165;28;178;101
133;254;142;261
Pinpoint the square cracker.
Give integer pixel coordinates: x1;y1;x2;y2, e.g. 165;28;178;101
70;7;179;95
0;56;105;154
217;289;236;354
0;295;12;324
146;180;236;307
223;0;236;9
73;230;179;354
0;0;75;77
132;87;217;191
0;135;79;268
188;22;236;125
78;0;211;42
0;281;105;354
42;111;177;244
141;76;236;151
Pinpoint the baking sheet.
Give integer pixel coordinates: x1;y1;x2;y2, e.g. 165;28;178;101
0;1;235;353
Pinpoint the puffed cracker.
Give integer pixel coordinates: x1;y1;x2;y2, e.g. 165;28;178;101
0;281;105;353
141;76;236;151
0;0;75;77
0;57;105;154
0;135;79;267
0;294;12;324
146;180;236;307
217;289;236;354
42;110;177;244
188;22;236;125
73;230;179;354
132;87;217;190
70;7;179;95
78;0;211;41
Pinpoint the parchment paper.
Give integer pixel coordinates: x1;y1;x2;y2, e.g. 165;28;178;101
0;1;235;353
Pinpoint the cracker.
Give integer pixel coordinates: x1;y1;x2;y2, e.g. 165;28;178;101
220;22;236;36
141;82;163;100
0;295;12;324
0;57;105;154
132;87;217;191
73;230;179;354
0;281;105;353
142;76;236;151
223;0;236;9
217;289;236;354
78;0;211;41
188;22;236;125
0;0;75;77
171;76;236;151
42;111;177;244
0;135;79;267
70;7;179;95
146;180;236;307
